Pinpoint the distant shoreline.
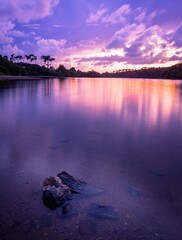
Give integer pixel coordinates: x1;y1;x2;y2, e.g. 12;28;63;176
0;75;182;81
0;75;59;81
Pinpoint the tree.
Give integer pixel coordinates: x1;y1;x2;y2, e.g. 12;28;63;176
3;55;8;61
25;54;37;64
41;55;54;68
10;54;15;62
49;57;55;67
41;55;48;67
25;54;31;63
14;55;23;62
29;54;37;64
57;64;68;76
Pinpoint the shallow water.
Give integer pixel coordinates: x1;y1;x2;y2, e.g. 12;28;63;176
0;77;182;240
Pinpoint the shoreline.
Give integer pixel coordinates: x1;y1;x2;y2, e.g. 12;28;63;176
0;75;181;81
0;75;58;81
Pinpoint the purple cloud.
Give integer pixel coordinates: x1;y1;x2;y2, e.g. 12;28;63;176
107;23;145;49
86;7;108;25
86;4;131;25
0;44;24;56
0;0;60;23
0;0;181;72
169;23;182;47
0;21;14;44
36;38;67;55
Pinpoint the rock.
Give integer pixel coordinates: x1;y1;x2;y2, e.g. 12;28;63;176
55;203;77;219
43;176;62;188
88;203;118;220
43;176;72;209
57;171;87;194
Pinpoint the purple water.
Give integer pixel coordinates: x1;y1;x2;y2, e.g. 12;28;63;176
0;78;182;240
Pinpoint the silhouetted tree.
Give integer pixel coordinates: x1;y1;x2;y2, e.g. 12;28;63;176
14;55;23;62
41;55;55;68
10;54;15;62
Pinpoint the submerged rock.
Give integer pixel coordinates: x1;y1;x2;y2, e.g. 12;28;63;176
43;172;104;210
57;171;87;194
43;176;62;188
88;203;118;220
43;176;72;209
55;203;77;219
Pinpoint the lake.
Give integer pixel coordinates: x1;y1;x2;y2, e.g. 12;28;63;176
0;77;182;240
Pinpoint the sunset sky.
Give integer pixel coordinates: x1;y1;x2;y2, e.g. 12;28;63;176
0;0;182;72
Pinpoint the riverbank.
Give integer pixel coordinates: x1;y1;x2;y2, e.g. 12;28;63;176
0;75;59;81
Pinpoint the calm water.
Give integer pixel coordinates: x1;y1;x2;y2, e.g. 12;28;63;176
0;77;182;240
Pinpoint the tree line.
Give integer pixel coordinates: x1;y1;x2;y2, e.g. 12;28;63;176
0;53;182;79
9;54;55;67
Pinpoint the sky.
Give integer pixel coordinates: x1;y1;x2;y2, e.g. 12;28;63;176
0;0;182;72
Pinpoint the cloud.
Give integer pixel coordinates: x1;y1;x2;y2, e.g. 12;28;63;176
107;23;182;65
0;21;14;44
77;38;100;48
0;44;25;56
22;41;32;46
74;55;124;64
86;4;131;25
0;0;60;23
102;4;131;25
86;7;108;24
11;30;27;38
168;23;182;47
21;24;41;29
64;21;181;70
36;38;67;55
85;4;156;26
0;21;28;46
107;23;146;49
53;24;63;28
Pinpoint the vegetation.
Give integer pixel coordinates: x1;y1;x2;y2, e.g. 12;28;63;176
0;54;182;79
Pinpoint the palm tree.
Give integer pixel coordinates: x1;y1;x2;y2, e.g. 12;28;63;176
33;55;37;64
17;55;23;62
10;54;15;62
41;55;46;66
29;54;37;64
41;55;52;68
49;57;55;67
11;55;23;63
25;54;31;63
25;54;37;64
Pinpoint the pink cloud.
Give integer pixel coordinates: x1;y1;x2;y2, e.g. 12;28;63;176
105;20;182;66
11;30;27;37
86;7;108;24
36;38;67;55
102;4;131;24
0;0;60;23
21;24;41;30
0;44;25;56
107;23;146;49
0;21;14;44
86;4;154;26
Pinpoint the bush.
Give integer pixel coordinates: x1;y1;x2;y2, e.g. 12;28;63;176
0;65;10;75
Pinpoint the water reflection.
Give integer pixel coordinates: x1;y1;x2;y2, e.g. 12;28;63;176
48;78;182;124
0;77;182;240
